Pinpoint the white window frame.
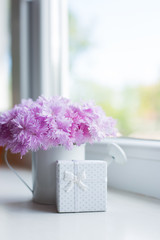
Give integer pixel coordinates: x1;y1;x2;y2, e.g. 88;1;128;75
12;0;68;104
11;0;160;199
86;138;160;199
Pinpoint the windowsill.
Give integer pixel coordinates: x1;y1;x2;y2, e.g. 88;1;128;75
1;167;160;240
103;137;160;149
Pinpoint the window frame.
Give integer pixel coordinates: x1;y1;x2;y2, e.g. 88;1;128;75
11;0;69;104
86;138;160;199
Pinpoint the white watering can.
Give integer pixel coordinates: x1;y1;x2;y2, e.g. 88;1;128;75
5;143;127;205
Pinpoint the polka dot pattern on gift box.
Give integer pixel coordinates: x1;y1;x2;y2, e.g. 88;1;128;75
56;160;107;213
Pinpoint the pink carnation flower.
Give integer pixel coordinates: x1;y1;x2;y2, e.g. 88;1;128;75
0;96;117;157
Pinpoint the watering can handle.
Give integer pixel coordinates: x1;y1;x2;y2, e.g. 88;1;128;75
4;150;33;193
105;143;127;166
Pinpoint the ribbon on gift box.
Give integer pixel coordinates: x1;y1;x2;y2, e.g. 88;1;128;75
63;160;88;212
63;170;88;192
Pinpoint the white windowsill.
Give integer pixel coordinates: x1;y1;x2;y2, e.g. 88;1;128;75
103;137;160;149
1;168;160;240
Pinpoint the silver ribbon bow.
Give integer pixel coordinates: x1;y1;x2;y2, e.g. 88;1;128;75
63;170;88;193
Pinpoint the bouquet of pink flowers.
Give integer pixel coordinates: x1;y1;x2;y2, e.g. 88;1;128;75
0;96;117;157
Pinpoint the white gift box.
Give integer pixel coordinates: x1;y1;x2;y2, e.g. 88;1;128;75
56;160;107;213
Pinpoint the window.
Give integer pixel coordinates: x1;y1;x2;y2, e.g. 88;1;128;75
67;0;160;199
10;0;160;199
68;0;160;141
0;0;12;111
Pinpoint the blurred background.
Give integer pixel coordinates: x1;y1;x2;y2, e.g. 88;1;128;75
68;0;160;140
1;0;160;167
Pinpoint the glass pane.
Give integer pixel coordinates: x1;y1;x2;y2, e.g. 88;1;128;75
68;0;160;140
0;0;11;112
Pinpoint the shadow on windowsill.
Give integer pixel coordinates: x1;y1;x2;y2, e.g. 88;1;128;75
1;199;58;214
